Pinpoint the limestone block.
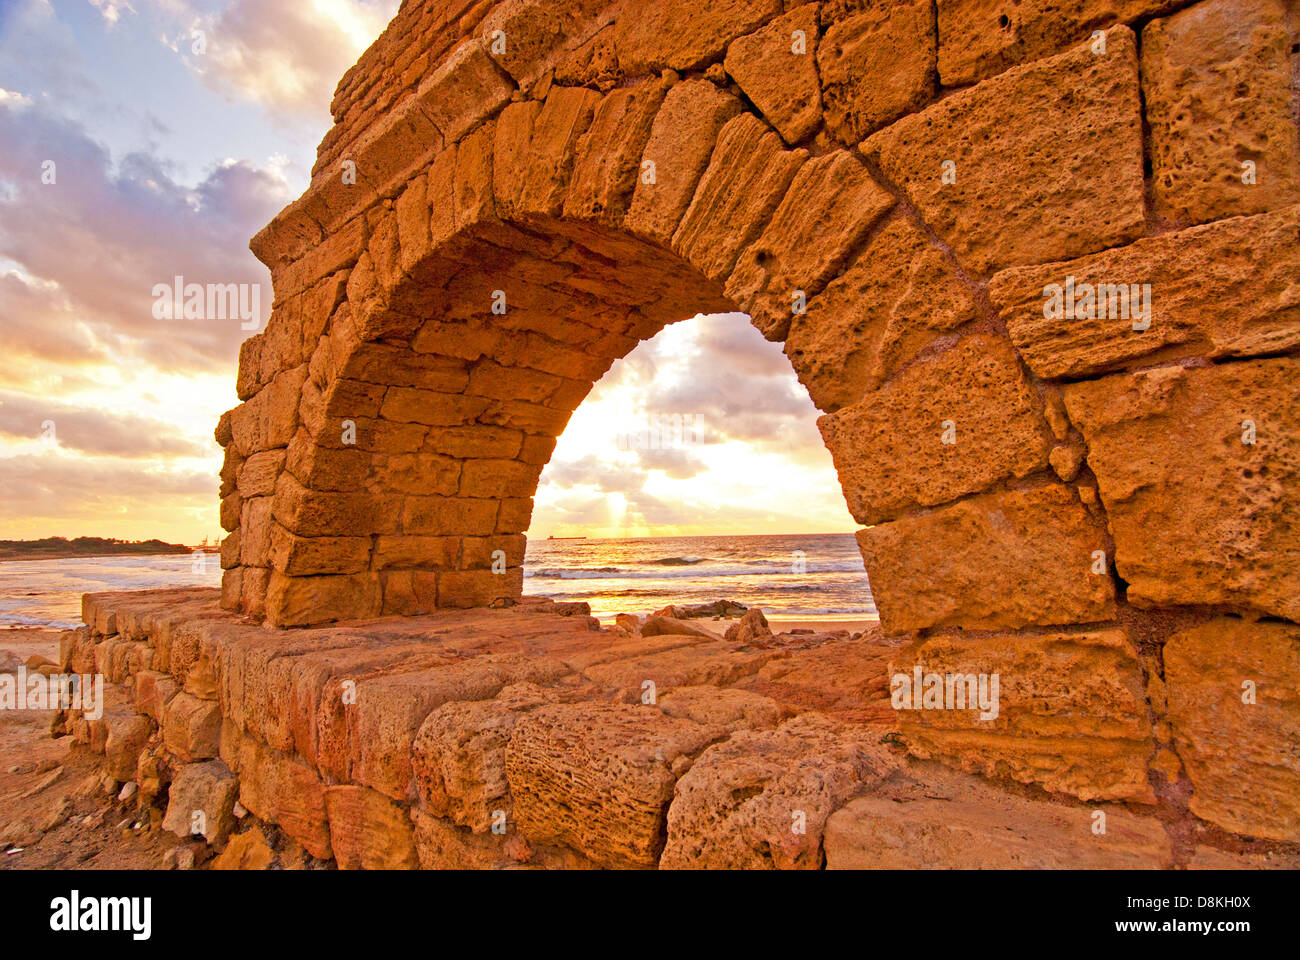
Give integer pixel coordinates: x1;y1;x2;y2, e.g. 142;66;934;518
673;114;807;281
862;27;1144;274
494;86;601;219
615;0;783;73
724;4;822;145
163;692;222;762
506;702;726;867
858;484;1116;633
264;571;383;627
564;79;667;224
726;150;893;341
412;683;554;832
1164;619;1300;842
936;0;1179;85
162;760;238;846
818;0;935;142
825;762;1172;868
819;335;1052;525
661;713;897;869
1063;358;1300;621
625;80;742;244
1143;0;1299;226
323;784;419;869
890;628;1155;802
786;216;980;412
416;38;514;144
995;206;1300;380
104;714;152;782
134;670;179;723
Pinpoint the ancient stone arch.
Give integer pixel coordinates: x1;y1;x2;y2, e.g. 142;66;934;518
211;0;1299;833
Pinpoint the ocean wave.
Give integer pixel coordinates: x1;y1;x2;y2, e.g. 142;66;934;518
637;556;707;566
1;613;81;629
524;562;866;580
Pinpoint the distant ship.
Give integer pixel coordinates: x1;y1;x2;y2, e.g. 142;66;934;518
547;535;587;540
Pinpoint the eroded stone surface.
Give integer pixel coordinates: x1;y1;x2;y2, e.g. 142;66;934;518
862;27;1145;274
826;762;1171;868
889;628;1156;802
936;0;1177;85
1063;359;1300;622
818;0;935;143
1164;618;1300;842
995;206;1300;379
506;702;726;867
819;335;1052;525
673;113;807;281
661;713;897;869
786;216;980;412
726;150;893;340
724;4;822;145
857;484;1116;633
1142;0;1300;226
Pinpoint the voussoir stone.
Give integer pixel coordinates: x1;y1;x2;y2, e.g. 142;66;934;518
818;334;1053;525
672;113;807;282
624;79;742;244
494;86;602;220
1142;0;1300;226
563;79;668;224
858;483;1116;634
786;216;980;412
994;205;1300;380
817;0;935;143
862;26;1144;275
723;4;823;145
725;149;893;341
1164;618;1300;843
1063;358;1300;622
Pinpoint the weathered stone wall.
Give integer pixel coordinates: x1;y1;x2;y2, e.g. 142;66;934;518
214;0;1300;841
60;590;1300;867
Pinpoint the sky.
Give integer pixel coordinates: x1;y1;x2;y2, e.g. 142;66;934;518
0;0;854;544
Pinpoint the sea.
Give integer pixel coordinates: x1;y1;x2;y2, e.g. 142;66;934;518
0;533;875;629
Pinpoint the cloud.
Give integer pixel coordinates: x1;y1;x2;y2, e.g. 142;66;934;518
0;452;215;527
626;314;826;455
0;390;212;457
542;455;646;494
634;446;707;479
0;101;292;375
89;0;137;24
157;0;399;120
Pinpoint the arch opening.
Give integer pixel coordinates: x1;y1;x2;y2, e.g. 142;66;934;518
245;215;748;627
522;309;873;623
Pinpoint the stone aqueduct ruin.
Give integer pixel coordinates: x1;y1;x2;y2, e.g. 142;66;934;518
191;0;1299;857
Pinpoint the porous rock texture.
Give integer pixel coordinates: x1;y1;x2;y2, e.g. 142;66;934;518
172;0;1300;864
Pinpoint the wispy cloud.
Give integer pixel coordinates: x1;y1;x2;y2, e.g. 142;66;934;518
0;101;291;374
154;0;398;120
